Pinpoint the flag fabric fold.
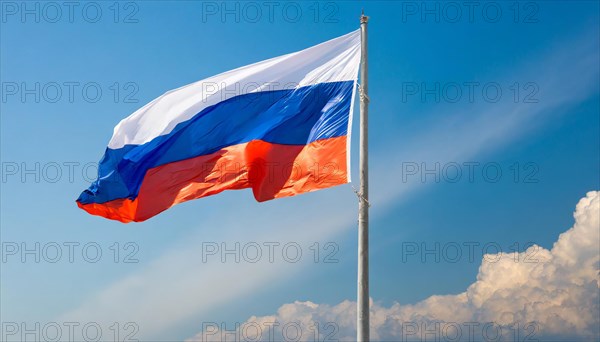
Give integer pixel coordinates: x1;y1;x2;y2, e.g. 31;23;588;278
77;30;361;222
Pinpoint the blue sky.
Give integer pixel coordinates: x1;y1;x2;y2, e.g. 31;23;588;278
1;1;599;341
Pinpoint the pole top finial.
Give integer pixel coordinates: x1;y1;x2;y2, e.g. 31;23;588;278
360;10;369;24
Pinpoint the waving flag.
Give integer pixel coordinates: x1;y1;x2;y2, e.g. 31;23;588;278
77;30;361;222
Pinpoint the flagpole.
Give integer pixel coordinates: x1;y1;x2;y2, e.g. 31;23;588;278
357;10;370;342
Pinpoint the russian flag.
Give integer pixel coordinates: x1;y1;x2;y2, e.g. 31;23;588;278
77;30;361;223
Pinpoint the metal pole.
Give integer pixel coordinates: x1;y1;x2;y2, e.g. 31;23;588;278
357;10;370;342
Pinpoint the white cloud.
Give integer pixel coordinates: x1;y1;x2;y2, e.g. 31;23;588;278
188;191;600;341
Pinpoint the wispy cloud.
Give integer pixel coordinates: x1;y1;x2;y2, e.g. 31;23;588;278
371;29;599;208
57;192;357;338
